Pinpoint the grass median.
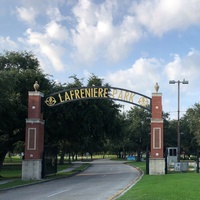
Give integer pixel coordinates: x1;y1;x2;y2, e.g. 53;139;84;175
118;162;200;200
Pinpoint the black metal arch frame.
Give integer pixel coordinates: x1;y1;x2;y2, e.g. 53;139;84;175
44;86;152;111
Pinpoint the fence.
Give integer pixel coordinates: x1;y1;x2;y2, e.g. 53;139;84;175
42;146;57;178
168;162;197;172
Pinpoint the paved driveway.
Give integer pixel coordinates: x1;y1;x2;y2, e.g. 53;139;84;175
0;159;141;200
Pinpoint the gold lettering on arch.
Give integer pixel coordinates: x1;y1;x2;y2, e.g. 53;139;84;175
129;93;135;102
124;92;129;101
65;92;71;101
118;90;123;99
44;87;150;110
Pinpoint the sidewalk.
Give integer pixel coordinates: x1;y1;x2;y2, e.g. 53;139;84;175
0;179;17;185
58;163;83;173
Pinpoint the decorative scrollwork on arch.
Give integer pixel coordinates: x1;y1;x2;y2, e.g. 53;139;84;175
138;97;149;107
45;96;57;106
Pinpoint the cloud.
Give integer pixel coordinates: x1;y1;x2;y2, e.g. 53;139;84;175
132;0;200;36
13;0;200;73
15;0;68;25
16;7;37;25
164;49;200;86
23;28;66;72
164;54;182;80
106;57;162;96
106;49;200;94
104;15;142;61
70;0;143;63
45;21;69;42
69;0;200;64
0;36;18;51
163;50;200;117
16;1;76;74
46;7;69;22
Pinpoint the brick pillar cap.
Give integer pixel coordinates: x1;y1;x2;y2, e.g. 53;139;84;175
28;91;44;97
152;93;162;96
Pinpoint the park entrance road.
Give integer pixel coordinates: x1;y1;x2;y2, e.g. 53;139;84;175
0;159;140;200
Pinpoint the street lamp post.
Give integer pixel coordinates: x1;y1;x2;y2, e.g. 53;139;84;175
169;79;189;162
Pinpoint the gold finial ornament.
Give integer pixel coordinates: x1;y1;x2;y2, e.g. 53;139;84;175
154;82;159;92
33;81;39;91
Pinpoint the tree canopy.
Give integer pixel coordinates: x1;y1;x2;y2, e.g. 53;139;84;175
183;103;200;148
0;51;52;169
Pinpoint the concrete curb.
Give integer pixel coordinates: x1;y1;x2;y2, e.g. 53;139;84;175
108;165;144;200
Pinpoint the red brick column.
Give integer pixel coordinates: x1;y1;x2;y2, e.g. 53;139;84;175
22;91;44;180
150;93;164;158
24;91;44;159
149;92;165;175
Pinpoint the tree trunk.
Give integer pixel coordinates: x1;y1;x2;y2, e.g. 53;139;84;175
136;147;141;162
72;153;75;161
59;149;65;165
81;151;84;161
197;148;199;173
90;152;93;160
68;152;71;163
183;152;186;160
0;149;8;172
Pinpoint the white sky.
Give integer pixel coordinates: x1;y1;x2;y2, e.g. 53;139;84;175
1;0;200;119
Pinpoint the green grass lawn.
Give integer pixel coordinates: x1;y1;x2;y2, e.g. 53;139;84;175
3;156;22;164
118;162;200;200
0;165;22;178
1;155;23;179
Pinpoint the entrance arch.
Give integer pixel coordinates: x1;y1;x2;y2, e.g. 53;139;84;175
44;86;151;111
22;85;164;179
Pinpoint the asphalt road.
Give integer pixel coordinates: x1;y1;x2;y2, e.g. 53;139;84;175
0;159;140;200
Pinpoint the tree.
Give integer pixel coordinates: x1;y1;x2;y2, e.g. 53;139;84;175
0;51;52;170
83;74;121;158
164;118;177;148
44;74;121;163
43;75;84;164
184;103;200;146
108;112;131;158
180;116;196;159
126;107;151;161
